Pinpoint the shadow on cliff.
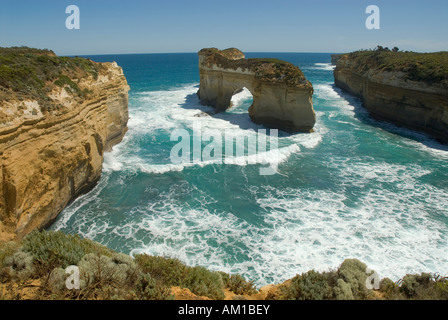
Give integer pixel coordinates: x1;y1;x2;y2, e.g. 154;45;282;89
333;85;448;152
178;93;303;138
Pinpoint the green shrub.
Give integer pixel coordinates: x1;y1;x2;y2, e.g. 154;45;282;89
134;254;187;286
401;273;427;298
219;272;258;295
136;273;174;300
1;251;35;282
281;270;334;300
42;252;173;300
54;75;81;93
21;230;114;276
333;278;354;300
183;265;225;300
397;273;447;299
378;278;403;300
199;48;309;87
78;253;139;289
336;259;371;299
435;279;448;299
47;267;68;293
274;259;375;300
0;241;20;266
43;253;141;300
135;254;225;300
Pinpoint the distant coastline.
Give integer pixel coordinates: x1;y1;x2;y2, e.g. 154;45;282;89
333;47;448;143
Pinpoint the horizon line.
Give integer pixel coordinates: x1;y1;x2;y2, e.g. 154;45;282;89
58;49;448;57
64;51;343;57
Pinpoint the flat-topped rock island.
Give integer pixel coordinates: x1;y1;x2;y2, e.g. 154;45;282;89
197;48;316;133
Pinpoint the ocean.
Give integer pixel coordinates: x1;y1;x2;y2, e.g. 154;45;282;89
49;52;448;287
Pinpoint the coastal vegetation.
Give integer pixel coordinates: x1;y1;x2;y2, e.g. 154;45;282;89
269;259;448;300
1;230;447;300
0;46;102;110
0;231;256;300
339;46;448;86
198;47;310;87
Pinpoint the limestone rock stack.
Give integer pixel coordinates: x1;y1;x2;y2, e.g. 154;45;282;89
197;48;316;132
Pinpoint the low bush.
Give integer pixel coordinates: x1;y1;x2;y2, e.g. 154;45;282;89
336;259;371;299
135;273;174;300
275;259;373;300
183;265;225;300
0;46;103;110
135;254;226;299
1;251;35;283
281;270;333;300
0;241;20;266
134;254;186;287
21;230;114;277
219;272;258;295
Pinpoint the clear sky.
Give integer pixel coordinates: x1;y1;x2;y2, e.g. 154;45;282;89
1;0;447;55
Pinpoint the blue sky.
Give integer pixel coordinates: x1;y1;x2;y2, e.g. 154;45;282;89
0;0;447;55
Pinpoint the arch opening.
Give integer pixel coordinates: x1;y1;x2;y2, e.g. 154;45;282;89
229;87;254;113
198;48;315;132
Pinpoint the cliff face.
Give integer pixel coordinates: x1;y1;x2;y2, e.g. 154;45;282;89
197;48;315;132
0;49;129;240
334;52;448;143
331;54;342;65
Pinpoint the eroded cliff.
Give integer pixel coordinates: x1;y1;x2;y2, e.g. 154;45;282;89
334;49;448;143
197;48;315;132
0;48;129;240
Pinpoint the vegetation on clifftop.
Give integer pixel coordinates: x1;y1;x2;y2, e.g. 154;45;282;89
0;231;255;300
199;47;311;88
0;46;103;112
270;259;448;300
338;46;448;86
1;230;447;300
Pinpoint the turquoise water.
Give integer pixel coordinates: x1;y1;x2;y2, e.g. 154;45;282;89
50;53;448;286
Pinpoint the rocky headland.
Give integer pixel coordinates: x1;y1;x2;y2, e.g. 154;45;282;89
331;54;343;66
197;48;316;132
0;47;129;241
333;48;448;143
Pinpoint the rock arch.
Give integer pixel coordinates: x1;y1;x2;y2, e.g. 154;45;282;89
197;48;316;132
230;87;253;109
